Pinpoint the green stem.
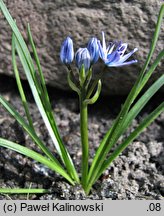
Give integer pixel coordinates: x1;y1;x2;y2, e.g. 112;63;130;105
80;92;89;189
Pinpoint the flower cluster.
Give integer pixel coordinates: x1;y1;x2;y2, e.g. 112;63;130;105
60;32;138;72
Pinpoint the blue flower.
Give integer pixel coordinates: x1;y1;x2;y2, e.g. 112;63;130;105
98;32;138;67
75;48;91;71
60;37;74;64
87;37;99;64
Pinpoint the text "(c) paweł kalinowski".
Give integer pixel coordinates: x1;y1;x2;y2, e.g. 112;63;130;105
20;202;104;212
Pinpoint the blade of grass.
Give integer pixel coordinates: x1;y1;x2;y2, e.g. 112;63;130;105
0;188;49;194
26;26;79;182
139;4;164;77
0;0;59;154
125;47;164;119
12;34;34;130
87;68;163;185
0;138;74;185
0;0;65;159
118;74;164;138
0;95;62;167
87;5;164;185
87;73;164;187
88;102;164;192
88;49;164;177
27;25;62;148
15;35;79;182
90;76;164;188
27;24;51;109
109;46;164;142
112;50;164;155
13;26;63;159
0;0;79;182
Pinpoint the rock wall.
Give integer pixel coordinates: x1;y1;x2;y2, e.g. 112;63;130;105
0;0;163;95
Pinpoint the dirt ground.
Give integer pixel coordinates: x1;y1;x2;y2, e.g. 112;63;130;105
0;75;163;200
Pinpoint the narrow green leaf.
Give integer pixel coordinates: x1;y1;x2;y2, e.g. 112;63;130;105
0;138;75;185
0;0;61;157
87;5;164;185
14;35;63;157
86;102;164;194
27;24;47;92
0;0;35;78
0;188;49;194
27;24;52;112
84;80;102;105
67;70;80;95
87;74;164;187
12;34;34;130
139;4;164;77
0;0;79;182
14;33;79;182
0;95;62;167
27;26;76;176
96;102;164;185
138;49;164;94
119;74;164;136
27;28;79;182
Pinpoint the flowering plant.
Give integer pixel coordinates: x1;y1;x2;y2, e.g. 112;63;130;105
0;0;163;196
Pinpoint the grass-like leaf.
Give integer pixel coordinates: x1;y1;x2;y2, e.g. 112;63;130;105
27;26;79;182
118;74;164;138
0;95;62;167
87;74;164;188
15;34;79;182
0;138;75;185
87;5;164;187
12;34;34;130
87;73;164;188
0;0;79;182
139;4;164;77
91;102;164;189
0;188;49;194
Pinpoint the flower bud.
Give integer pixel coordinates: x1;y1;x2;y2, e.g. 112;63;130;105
87;37;99;64
75;48;91;71
60;37;74;64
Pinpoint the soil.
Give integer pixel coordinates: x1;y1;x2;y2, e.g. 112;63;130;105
0;75;163;200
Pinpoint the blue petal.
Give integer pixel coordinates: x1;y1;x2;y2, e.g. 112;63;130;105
98;40;106;60
118;43;128;57
118;48;138;64
60;37;74;64
87;37;99;64
107;59;138;67
102;31;107;53
107;51;120;63
75;48;91;71
107;43;115;54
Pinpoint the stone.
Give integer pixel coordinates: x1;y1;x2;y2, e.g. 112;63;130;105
0;0;163;95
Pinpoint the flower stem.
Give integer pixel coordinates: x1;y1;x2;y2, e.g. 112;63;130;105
80;91;89;189
86;65;106;99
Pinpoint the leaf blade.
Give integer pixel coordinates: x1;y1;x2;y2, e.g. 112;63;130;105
0;0;79;182
87;5;164;185
12;34;34;130
95;102;164;185
0;138;75;185
0;95;61;167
